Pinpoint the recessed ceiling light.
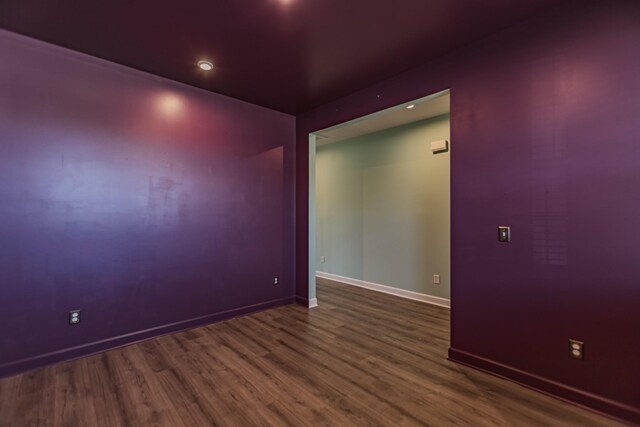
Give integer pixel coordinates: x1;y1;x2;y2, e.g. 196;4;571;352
198;60;214;71
406;104;415;109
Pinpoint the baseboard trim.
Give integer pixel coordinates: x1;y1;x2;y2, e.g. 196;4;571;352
295;295;318;308
0;296;295;379
448;347;640;425
316;271;450;308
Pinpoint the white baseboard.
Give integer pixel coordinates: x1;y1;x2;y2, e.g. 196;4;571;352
308;298;318;308
316;271;450;309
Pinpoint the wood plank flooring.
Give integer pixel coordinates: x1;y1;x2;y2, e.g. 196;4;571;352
0;278;623;426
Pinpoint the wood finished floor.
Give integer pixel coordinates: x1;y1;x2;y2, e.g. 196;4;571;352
0;278;622;427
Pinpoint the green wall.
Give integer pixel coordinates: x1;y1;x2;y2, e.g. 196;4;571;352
316;114;450;299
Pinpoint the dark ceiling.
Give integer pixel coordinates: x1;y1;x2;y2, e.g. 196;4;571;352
0;0;558;114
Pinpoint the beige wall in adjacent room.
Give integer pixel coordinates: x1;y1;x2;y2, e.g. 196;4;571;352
316;114;450;299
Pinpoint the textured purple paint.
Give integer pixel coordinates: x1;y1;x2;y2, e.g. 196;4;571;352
297;1;640;423
0;30;296;376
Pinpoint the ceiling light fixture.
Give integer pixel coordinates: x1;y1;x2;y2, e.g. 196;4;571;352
406;104;415;109
198;60;214;71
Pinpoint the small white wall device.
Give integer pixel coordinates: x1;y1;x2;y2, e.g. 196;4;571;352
431;139;449;153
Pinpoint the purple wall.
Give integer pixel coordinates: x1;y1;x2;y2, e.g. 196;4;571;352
0;30;296;376
297;1;640;423
2;1;640;423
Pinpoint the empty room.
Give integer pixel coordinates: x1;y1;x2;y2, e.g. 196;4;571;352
0;1;639;426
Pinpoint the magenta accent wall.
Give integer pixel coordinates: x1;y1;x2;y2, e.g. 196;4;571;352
297;2;640;423
0;30;296;376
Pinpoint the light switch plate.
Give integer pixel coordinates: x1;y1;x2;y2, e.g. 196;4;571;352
498;226;511;242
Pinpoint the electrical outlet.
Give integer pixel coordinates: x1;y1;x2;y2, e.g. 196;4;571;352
273;277;279;286
320;256;325;264
433;274;440;285
569;339;584;360
69;310;81;325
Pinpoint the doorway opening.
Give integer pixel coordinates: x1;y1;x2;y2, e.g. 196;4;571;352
308;89;450;309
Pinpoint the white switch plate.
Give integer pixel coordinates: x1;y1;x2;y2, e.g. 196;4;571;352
433;274;440;285
320;256;325;263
